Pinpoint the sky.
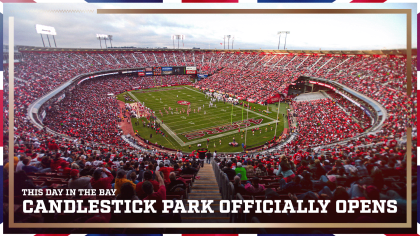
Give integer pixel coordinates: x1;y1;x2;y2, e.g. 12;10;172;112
2;3;417;50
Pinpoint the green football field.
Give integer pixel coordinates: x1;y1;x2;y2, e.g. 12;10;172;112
117;86;289;152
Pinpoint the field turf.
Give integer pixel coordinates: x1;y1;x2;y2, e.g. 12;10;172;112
116;86;289;152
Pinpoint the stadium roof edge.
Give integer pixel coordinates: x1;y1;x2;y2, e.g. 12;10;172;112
15;45;416;56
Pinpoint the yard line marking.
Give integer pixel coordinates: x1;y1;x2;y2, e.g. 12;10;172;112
179;117;265;135
182;120;278;146
183;86;275;121
171;114;263;133
128;91;185;146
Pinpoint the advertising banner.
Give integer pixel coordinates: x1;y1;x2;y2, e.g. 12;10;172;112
186;66;197;71
138;72;145;76
309;80;336;91
145;67;153;72
56;94;66;103
173;67;185;75
266;94;281;104
146;72;153;76
186;70;197;74
162;67;173;71
247;98;256;103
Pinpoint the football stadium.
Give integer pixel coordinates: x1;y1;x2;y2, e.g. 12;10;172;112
2;8;418;235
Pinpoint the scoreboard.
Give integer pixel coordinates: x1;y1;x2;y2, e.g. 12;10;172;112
135;66;195;77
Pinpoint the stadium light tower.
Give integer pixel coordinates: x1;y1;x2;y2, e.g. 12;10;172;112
225;35;232;50
277;31;290;50
96;34;109;49
108;35;113;48
172;35;185;49
231;36;234;49
36;24;57;48
284;31;290;49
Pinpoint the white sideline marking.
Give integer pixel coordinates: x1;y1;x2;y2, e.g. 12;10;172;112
128;92;185;146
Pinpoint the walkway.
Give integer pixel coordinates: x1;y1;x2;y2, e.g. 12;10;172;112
181;162;229;223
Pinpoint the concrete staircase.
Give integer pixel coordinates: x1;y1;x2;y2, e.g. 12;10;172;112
181;163;229;223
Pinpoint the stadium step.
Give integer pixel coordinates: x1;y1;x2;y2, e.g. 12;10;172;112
182;163;229;223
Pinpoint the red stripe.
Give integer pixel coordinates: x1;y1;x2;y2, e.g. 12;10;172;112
384;235;420;236
183;235;238;236
350;0;387;2
35;235;70;236
182;0;238;2
0;90;2;147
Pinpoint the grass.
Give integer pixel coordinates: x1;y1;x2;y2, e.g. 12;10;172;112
116;86;289;152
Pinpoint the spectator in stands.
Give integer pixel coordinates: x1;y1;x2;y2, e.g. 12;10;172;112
255;163;268;177
158;162;174;184
142;170;166;213
312;159;327;179
80;163;94;176
323;160;332;173
278;175;302;193
41;155;51;170
68;169;92;190
136;170;159;198
223;162;236;181
234;162;247;181
300;171;313;190
57;161;71;176
355;159;369;177
115;170;136;196
15;155;26;172
91;168;114;191
296;160;310;176
22;159;43;173
206;151;212;164
117;182;139;200
245;161;255;178
172;164;181;175
266;163;274;175
276;156;295;183
50;154;64;171
167;172;186;192
181;163;198;175
233;175;248;196
130;172;139;184
245;177;265;194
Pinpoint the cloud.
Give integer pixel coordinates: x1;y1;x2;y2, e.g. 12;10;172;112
3;3;413;50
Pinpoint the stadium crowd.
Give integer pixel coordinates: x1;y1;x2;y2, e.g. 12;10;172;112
2;50;416;231
291;99;362;147
213;136;415;224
